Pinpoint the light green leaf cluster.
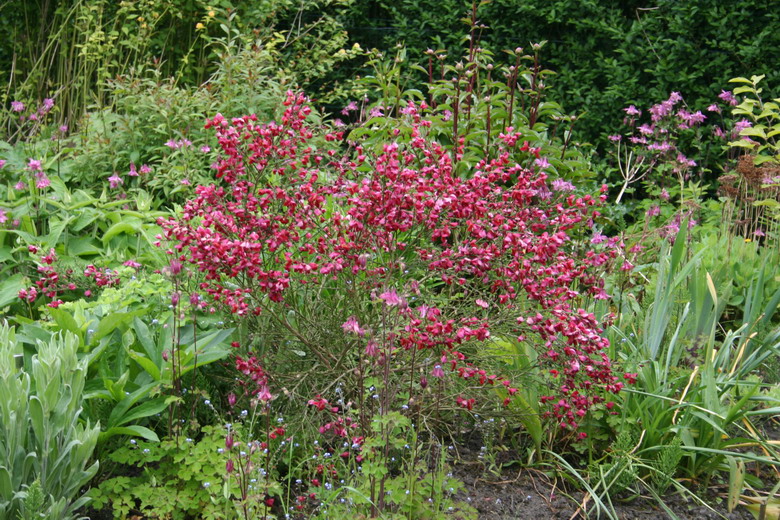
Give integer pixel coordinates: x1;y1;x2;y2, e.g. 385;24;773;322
0;323;99;519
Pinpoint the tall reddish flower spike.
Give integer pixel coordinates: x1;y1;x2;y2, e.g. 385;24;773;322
162;91;622;426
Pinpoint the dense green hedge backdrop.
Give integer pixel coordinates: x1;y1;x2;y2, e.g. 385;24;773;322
3;0;779;149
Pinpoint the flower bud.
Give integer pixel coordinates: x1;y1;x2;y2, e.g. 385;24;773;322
169;258;182;276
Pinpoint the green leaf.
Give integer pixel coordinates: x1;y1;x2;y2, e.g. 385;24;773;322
94;312;139;342
99;425;160;442
47;308;81;338
0;273;26;309
128;350;161;381
114;397;169;427
102;220;142;244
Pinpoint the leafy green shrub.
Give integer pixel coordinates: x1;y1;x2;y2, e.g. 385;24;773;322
0;323;99;519
90;425;233;519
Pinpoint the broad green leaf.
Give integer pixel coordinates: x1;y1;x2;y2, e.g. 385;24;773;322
102;220;142;244
114;397;169;427
99;425;159;442
128;351;161;381
47;308;81;337
0;274;26;309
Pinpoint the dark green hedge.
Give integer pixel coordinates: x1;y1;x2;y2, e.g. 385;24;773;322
343;0;780;148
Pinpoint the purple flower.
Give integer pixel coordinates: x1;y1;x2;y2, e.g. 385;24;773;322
341;101;358;116
676;153;696;168
734;119;752;133
647;141;672;153
342;316;365;336
36;175;50;189
0;160;5;169
649;101;674;122
660;189;670;200
27;159;42;171
169;259;183;275
200;145;211;153
140;164;152;174
646;205;661;217
257;385;273;402
42;98;54;112
689;111;706;124
14;181;25;191
637;124;654;136
623;105;641;116
719;90;737;106
668;91;683;104
608;135;622;142
432;365;445;378
10;101;24;112
128;163;138;177
59;125;68;134
369;106;385;118
165;139;179;149
364;340;379;357
108;172;123;188
707;104;721;113
535;157;550;168
551;179;575;192
754;228;766;237
379;289;405;307
591;232;607;245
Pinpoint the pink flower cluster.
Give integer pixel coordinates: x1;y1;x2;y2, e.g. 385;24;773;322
162;92;624;427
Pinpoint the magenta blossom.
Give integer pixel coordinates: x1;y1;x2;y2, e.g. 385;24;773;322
551;179;576;192
379;289;404;307
341;316;365;336
27;159;42;171
35;175;50;189
719;90;737;106
734;119;753;133
623;105;641;116
11;101;24;112
364;340;379;357
535;157;550;168
341;101;358;116
108;172;123;188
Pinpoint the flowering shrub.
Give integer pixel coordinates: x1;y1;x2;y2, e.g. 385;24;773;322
162;91;626;430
